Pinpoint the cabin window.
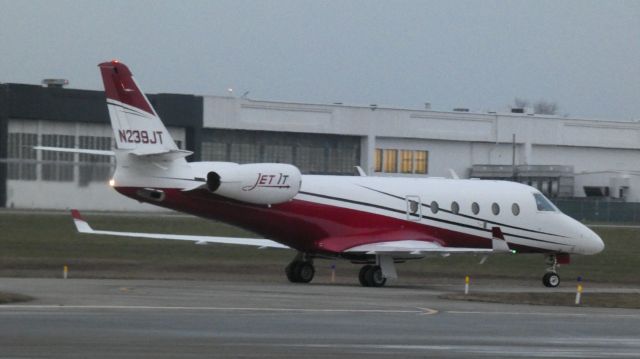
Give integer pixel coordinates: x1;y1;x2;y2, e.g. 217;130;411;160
512;203;520;216
408;200;419;214
451;201;460;214
491;203;500;215
533;193;557;212
430;201;439;214
471;202;480;215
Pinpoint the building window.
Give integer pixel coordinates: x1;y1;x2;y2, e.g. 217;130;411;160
328;144;358;174
7;133;37;180
375;148;428;174
264;144;293;164
374;149;383;172
203;129;360;175
383;149;397;173
78;136;113;186
201;142;228;161
297;146;326;173
41;134;75;182
414;150;428;174
400;150;413;173
230;143;259;163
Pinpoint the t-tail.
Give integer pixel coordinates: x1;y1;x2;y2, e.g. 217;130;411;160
98;60;191;160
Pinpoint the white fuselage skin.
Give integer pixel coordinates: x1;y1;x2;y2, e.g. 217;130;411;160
112;155;605;256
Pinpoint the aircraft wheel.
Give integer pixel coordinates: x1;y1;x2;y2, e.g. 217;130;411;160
296;262;315;283
365;265;387;287
542;272;560;288
285;261;300;283
358;265;372;287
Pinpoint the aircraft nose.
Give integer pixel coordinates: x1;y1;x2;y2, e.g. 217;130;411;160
581;226;605;255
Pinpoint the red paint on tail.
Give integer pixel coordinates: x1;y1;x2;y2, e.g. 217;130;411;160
70;209;83;220
98;60;155;115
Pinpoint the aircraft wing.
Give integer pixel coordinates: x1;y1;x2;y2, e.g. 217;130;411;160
344;240;494;254
70;210;289;249
322;227;512;255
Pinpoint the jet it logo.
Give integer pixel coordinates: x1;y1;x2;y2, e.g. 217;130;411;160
243;173;291;191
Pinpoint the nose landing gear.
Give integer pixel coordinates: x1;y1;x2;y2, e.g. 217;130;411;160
542;255;561;287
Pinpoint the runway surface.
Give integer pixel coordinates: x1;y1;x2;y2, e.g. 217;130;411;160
0;278;639;358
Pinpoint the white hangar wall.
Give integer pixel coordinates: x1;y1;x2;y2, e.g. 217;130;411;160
203;95;640;201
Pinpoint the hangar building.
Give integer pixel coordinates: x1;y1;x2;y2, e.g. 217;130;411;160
2;82;639;211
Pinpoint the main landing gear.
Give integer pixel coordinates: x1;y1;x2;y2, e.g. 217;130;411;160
284;253;395;287
358;265;387;287
542;254;561;288
285;254;315;283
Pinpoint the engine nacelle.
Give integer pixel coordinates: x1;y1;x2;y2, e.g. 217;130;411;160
206;163;301;205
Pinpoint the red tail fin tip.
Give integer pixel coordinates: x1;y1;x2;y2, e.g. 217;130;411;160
98;61;155;115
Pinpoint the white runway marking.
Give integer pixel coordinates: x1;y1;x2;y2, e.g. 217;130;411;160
447;310;640;319
588;224;640;229
274;343;640;358
0;304;438;315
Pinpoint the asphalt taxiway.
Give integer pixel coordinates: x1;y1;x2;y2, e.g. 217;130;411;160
0;278;639;358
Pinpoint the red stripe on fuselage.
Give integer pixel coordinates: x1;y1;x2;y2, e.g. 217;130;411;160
114;186;543;254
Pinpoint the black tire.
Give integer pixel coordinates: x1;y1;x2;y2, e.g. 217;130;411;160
296;262;315;283
365;265;387;287
542;272;560;288
285;261;301;283
359;265;372;287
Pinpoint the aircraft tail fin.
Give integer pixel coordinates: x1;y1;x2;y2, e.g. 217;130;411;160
98;60;185;158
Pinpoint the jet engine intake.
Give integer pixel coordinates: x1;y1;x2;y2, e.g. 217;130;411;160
205;163;301;205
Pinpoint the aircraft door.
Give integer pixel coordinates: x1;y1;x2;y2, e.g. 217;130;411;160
405;195;422;221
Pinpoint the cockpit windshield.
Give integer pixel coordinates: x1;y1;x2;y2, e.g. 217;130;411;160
533;193;557;212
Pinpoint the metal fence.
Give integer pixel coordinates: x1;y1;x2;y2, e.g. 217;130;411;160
555;199;640;223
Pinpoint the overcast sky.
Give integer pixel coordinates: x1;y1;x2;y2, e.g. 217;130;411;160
1;0;638;120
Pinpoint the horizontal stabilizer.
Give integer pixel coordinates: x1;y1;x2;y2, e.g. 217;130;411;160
34;146;115;156
129;148;193;160
70;210;288;249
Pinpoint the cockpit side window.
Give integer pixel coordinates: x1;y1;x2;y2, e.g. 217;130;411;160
533;193;557;212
